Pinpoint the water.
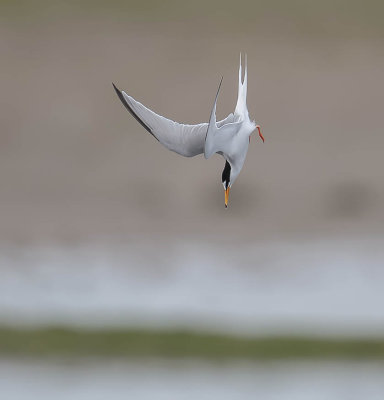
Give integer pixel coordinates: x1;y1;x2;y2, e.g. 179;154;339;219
0;236;384;336
1;359;384;400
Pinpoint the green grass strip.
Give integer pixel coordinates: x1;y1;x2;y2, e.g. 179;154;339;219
1;327;384;360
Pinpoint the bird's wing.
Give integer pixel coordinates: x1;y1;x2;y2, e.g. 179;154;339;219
204;78;242;159
113;83;234;158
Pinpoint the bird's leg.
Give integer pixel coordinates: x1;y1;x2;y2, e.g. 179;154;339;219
256;125;265;143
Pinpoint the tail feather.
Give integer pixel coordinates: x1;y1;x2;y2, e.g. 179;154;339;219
243;53;248;99
235;53;248;116
238;52;242;97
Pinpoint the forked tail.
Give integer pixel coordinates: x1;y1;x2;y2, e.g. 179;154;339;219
234;53;248;116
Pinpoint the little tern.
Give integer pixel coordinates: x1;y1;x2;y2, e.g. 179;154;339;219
113;54;264;208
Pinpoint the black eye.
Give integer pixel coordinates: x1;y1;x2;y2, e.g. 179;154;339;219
222;161;231;189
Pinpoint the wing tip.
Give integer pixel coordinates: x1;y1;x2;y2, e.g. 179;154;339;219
215;76;224;102
112;82;127;105
112;82;120;94
112;81;160;142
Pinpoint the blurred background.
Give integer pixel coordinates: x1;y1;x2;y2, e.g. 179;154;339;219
1;0;384;398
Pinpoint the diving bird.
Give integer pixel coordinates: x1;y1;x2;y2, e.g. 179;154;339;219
113;54;264;207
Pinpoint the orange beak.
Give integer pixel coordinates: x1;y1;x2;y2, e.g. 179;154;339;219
257;126;264;143
224;186;230;208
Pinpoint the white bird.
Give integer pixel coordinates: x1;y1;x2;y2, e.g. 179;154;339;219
113;54;264;207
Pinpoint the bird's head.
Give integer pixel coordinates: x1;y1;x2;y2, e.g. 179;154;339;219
221;161;241;208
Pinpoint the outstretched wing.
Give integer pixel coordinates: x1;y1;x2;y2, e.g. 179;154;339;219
204;78;242;159
113;83;234;158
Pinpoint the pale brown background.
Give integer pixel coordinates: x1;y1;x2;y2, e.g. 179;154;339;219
1;0;383;245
